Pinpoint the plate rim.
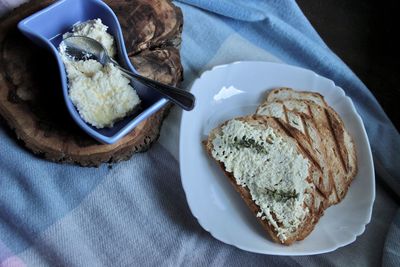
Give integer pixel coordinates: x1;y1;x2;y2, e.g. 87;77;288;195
179;61;375;255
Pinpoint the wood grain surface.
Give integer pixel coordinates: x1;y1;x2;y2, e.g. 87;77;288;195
0;0;183;166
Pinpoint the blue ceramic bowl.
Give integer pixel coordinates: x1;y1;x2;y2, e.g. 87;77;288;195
18;0;168;144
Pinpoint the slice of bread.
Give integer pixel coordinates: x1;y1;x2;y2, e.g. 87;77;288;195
204;115;324;245
258;88;357;205
325;108;358;185
256;100;334;206
265;88;357;184
265;87;327;107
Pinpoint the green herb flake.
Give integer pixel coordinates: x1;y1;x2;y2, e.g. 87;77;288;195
263;188;299;202
232;136;269;154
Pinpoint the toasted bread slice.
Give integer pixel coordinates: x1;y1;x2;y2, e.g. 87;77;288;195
257;101;332;205
204;115;324;245
259;88;357;205
325;108;358;185
265;87;357;186
265;87;327;107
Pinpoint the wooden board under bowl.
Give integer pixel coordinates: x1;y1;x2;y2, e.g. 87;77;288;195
0;0;183;166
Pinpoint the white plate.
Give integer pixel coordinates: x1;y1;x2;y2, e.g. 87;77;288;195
179;61;375;255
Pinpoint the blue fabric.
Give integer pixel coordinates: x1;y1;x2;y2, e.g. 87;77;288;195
0;0;399;266
0;120;109;253
383;210;400;267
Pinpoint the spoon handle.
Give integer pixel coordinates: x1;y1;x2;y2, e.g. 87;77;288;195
112;60;195;111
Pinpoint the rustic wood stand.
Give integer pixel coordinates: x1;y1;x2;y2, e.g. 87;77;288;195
0;0;183;166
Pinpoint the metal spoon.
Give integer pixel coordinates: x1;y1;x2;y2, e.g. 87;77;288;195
60;36;195;111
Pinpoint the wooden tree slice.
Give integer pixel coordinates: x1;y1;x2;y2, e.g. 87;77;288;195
0;0;183;166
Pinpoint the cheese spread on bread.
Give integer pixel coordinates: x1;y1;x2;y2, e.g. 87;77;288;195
59;19;140;128
211;119;311;242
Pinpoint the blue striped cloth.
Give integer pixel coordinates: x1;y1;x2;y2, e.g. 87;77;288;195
1;0;399;266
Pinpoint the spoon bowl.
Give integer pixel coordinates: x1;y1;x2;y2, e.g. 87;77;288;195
61;35;108;62
18;0;171;144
